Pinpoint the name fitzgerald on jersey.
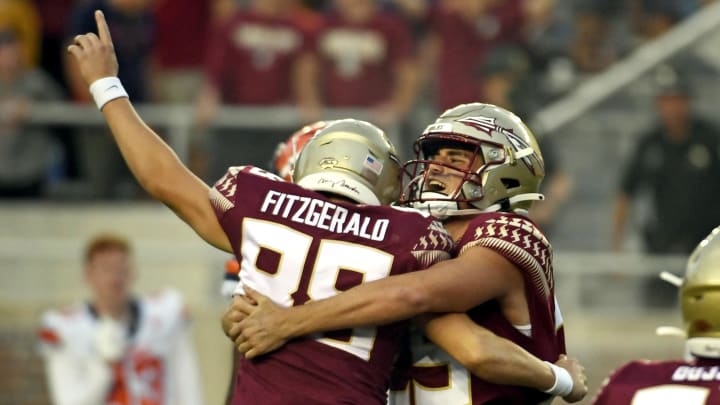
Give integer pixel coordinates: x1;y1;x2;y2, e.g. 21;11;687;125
260;190;389;241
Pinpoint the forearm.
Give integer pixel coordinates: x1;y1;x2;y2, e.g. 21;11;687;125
102;99;184;194
465;335;555;389
421;314;554;390
281;276;428;338
279;254;505;338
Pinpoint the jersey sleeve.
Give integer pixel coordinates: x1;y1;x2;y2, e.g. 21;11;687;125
410;219;454;269
210;165;286;219
461;214;553;298
37;326;61;351
37;309;75;355
209;166;243;218
38;310;114;405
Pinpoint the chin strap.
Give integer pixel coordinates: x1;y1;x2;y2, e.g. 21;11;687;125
686;337;720;359
412;192;545;219
659;271;684;287
482;193;545;213
655;326;686;338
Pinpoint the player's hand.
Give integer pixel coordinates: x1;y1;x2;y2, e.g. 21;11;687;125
66;10;119;85
221;295;255;341
235;286;290;359
556;355;588;403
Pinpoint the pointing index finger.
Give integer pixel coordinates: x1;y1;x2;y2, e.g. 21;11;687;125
95;10;112;45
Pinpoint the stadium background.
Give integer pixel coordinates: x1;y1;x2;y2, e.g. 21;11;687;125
2;1;720;404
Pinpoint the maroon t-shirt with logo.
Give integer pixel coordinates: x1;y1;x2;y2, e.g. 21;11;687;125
211;166;453;405
429;0;525;110
593;358;720;405
317;11;413;107
204;11;313;104
392;212;564;404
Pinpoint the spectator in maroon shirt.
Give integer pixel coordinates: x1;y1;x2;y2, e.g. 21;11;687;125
312;0;419;127
150;0;213;103
195;0;317;125
394;0;533;111
193;0;319;182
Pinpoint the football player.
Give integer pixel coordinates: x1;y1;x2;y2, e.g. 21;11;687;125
67;12;583;404
219;121;325;404
227;102;586;403
592;225;720;404
68;12;452;403
220;121;327;298
38;234;203;405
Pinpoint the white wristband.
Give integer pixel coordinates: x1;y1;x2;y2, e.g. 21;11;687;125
89;77;128;110
543;361;573;397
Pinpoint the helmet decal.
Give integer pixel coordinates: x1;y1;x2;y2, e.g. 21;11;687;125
459;116;540;175
458;116;499;136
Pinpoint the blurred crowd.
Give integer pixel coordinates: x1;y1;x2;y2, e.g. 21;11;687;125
0;0;716;203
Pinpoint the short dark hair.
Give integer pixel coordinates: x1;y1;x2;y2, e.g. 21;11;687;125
84;234;131;263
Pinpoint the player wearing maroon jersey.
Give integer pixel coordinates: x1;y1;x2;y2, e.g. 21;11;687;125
592;226;720;405
227;103;585;403
221;121;328;299
67;13;583;403
210;123;457;403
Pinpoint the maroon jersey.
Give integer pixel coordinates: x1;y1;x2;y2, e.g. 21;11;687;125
391;212;564;405
317;11;413;107
210;166;453;405
593;358;720;405
204;11;312;105
153;0;210;69
429;0;525;110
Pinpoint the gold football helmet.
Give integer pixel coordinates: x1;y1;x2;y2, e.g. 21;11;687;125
273;121;331;181
293;119;401;205
400;103;545;218
682;225;720;358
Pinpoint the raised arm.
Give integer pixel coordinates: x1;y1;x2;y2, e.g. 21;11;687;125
67;11;230;252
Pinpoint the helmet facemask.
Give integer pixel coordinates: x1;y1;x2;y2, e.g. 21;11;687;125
400;104;545;219
401;133;506;219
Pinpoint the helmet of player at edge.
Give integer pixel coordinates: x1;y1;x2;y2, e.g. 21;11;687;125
681;225;720;358
292;119;401;205
273;121;331;181
399;102;545;218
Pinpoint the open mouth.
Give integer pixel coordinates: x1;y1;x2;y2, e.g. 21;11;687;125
424;179;446;193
